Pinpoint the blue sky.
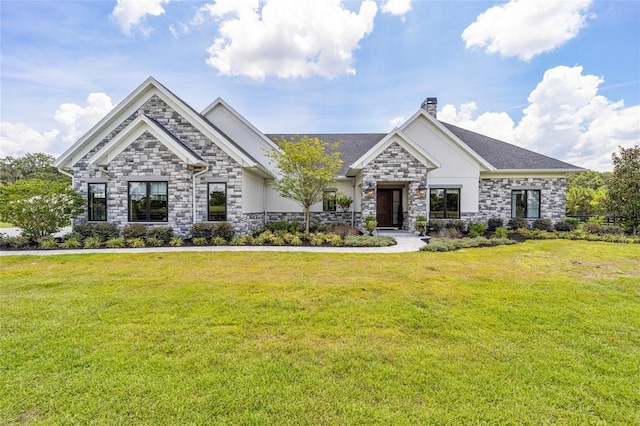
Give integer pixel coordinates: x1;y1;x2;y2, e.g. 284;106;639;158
1;0;638;171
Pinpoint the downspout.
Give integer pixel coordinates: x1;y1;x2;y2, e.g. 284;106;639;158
192;164;209;225
351;177;356;227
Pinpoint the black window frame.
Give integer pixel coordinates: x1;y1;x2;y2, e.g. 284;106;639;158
429;188;461;219
88;183;107;221
511;189;541;219
208;182;227;221
323;190;336;212
128;181;168;222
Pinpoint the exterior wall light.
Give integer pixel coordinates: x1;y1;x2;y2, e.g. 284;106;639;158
364;182;376;196
417;182;427;197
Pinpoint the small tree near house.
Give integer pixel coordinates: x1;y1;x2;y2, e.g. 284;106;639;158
266;135;343;234
606;145;640;235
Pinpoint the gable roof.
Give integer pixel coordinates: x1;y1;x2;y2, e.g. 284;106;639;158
88;115;206;167
54;77;267;174
440;122;585;171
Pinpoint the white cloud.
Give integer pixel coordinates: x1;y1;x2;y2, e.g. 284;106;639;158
381;0;412;16
438;66;640;171
198;0;378;80
111;0;170;36
462;0;593;61
389;116;405;128
1;93;114;157
0;123;59;157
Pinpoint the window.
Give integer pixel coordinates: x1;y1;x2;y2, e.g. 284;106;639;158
512;189;540;218
88;183;107;221
429;188;460;219
208;183;227;221
323;190;336;212
128;181;168;222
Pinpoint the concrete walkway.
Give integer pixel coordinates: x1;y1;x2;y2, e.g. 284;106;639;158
0;229;428;256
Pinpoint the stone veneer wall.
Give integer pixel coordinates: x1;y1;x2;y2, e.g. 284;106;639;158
360;142;427;231
73;95;244;237
472;176;567;224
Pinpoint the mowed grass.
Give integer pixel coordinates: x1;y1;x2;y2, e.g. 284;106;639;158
1;241;639;425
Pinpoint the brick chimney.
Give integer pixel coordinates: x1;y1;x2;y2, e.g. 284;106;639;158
421;97;437;119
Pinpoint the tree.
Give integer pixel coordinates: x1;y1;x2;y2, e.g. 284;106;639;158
566;170;610;216
0;179;84;240
0;153;70;185
266;135;343;233
606;146;640;235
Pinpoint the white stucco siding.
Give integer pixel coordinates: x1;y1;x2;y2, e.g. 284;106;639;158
403;117;481;179
264;180;355;213
242;170;265;213
427;176;480;214
204;105;275;171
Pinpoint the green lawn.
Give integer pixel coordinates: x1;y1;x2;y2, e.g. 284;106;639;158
1;241;638;424
0;221;13;228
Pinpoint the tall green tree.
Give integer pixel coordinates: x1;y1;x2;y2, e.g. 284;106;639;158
606;146;640;235
266;135;343;233
0;153;70;185
0;179;84;240
566;170;610;216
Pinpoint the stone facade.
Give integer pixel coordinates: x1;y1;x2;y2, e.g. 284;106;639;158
360;142;428;231
469;176;567;224
73;95;244;237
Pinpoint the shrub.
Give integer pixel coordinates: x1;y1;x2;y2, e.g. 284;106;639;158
38;236;57;249
127;237;146;248
446;220;466;233
122;224;147;240
73;224;96;240
508;217;529;230
310;234;325;246
84;236;102;249
93;222;120;241
565;217;581;228
0;235;31;249
146;237;163;247
192;237;208;246
420;237;518;252
213;222;235;242
329;234;343;247
343;236;396;247
492;227;509;239
288;235;303;246
211;236;226;246
169;237;184;247
191;222;215;239
104;238;125;248
365;216;377;235
147;226;174;243
468;222;486;238
487;217;504;232
532;218;553;231
554;220;576;232
428;220;444;233
0;179;84;240
60;235;82;249
230;235;252;246
326;224;360;237
602;225;625;235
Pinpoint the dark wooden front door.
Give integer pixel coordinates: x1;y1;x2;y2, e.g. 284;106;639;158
376;189;402;227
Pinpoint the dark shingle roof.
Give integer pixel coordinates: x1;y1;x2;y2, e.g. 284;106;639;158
267;133;386;176
268;124;583;175
440;122;583;170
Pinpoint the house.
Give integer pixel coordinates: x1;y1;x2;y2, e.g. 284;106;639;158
54;77;584;236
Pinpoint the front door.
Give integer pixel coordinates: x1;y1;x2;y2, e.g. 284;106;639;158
376;188;402;228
